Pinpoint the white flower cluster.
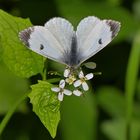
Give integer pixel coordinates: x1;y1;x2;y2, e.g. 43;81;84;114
51;68;93;101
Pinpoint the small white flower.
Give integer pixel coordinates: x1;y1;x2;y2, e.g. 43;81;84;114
74;71;93;91
65;75;76;85
64;68;70;77
51;79;72;101
64;68;76;85
73;90;82;96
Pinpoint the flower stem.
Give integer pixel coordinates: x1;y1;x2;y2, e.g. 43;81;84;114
42;58;47;81
0;92;28;136
42;68;47;81
47;78;61;83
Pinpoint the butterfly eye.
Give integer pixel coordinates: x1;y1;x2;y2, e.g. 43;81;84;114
40;44;44;50
98;38;102;45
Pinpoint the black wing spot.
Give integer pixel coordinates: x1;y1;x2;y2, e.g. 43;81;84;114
40;44;44;50
98;38;102;44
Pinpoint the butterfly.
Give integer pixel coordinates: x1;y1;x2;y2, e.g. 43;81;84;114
19;16;121;69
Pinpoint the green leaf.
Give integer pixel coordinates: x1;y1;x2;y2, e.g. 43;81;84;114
133;0;140;21
96;86;125;118
101;119;126;140
102;119;140;140
106;0;121;6
83;62;96;69
0;10;44;78
60;90;97;140
125;30;140;123
131;119;140;140
28;80;60;138
0;62;29;114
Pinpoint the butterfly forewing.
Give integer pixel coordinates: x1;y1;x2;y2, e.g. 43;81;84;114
76;16;121;64
19;18;75;65
19;26;67;64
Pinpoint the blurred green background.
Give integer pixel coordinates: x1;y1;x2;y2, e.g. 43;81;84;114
0;0;140;140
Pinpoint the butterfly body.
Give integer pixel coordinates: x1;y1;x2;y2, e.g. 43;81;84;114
62;35;79;67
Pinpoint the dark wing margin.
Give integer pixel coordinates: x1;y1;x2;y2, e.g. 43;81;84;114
19;27;34;47
105;20;121;38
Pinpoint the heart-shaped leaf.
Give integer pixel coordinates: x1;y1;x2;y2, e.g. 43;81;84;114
28;80;60;138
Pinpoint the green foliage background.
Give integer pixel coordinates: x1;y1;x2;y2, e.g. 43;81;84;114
0;0;140;140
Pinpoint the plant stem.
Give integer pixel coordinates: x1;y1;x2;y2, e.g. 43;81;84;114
125;32;140;140
42;67;47;81
0;92;28;136
42;58;47;81
47;78;61;83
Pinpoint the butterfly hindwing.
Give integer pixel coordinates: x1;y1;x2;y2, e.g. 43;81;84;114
45;17;75;54
76;16;121;64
